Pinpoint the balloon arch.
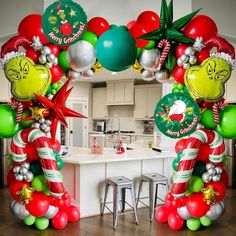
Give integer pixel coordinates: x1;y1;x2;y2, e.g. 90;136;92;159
0;0;235;231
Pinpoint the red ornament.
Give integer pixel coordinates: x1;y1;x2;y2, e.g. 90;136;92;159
66;206;80;222
10;180;30;201
18;14;49;44
175;138;188;153
168;212;184;231
48;138;61;153
50;65;63;83
172;66;185;84
129;23;151;48
7;168;15;187
136;11;160;31
175;44;191;58
195;47;210;64
48;44;61;57
196;143;210;162
25;142;40;162
182;14;218;42
155;206;170;223
205;181;226;202
186;192;210;218
126;20;137;30
87;17;110;37
52;210;68;230
25;192;50;217
26;49;40;63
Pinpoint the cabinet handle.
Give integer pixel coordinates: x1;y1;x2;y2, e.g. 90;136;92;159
70;130;73;134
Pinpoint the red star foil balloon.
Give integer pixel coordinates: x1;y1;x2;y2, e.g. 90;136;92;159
35;79;87;140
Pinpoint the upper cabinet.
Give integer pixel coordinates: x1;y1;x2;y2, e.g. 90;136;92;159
106;80;134;105
92;87;108;119
0;69;10;101
134;84;162;120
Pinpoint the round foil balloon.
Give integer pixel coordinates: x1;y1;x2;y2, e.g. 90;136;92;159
67;40;96;72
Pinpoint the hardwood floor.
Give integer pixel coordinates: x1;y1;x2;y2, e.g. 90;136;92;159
0;188;236;236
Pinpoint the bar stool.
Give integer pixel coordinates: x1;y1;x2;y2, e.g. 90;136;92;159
101;176;139;229
136;173;169;222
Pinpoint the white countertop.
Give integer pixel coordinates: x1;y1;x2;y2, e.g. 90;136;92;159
61;147;176;164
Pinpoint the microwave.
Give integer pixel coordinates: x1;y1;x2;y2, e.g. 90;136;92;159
95;121;106;132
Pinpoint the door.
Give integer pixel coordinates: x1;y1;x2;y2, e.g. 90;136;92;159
134;87;147;119
146;87;162;118
67;98;88;147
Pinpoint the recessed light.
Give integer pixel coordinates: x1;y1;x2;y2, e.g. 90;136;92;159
111;72;117;75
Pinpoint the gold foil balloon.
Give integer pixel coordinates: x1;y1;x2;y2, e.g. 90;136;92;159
132;60;144;74
202;186;219;205
4;56;51;101
184;57;231;102
17;185;34;204
92;61;103;73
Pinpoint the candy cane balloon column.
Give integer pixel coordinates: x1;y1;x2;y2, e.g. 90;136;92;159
171;128;225;198
11;128;65;197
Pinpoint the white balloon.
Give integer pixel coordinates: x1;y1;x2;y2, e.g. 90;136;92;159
11;201;30;220
177;206;192;220
43;205;59;219
206;202;224;221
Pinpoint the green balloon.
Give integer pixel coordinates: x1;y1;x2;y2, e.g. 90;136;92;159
30;161;43;176
172;158;179;171
19;110;34;128
96;28;137;72
137;47;142;59
35;217;49;230
216;105;236;138
172;87;179;93
24;215;36;226
58;50;70;70
201;109;217;129
0;104;20;138
43;187;51;196
46;84;52;95
187;218;201;231
144;40;155;50
200;216;212;226
110;24;118;29
193;161;206;176
52;82;59;90
118;25;128;31
32;175;47;191
82;31;98;47
188;175;204;192
185;188;193;197
56;158;64;170
165;55;177;71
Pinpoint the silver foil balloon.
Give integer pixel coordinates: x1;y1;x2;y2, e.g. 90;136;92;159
177;206;192;220
185;47;195;56
21;162;30;169
67;69;81;81
141;70;155;81
67;40;96;72
155;69;170;83
205;202;224;221
219;200;226;215
139;48;161;72
202;172;211;183
11;200;30;220
47;53;56;63
41;46;51;55
189;55;197;65
206;163;214;170
43;205;59;219
81;69;94;80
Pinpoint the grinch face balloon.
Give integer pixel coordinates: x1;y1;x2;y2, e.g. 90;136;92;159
184;57;231;102
4;56;51;101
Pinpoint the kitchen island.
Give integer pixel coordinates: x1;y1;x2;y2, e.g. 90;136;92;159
61;147;176;217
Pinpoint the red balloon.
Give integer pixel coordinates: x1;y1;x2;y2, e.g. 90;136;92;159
182;15;218;42
186;192;210;218
26;49;40;63
87;17;110;37
196;143;210;162
52;210;68;230
164;192;176;210
221;169;229;188
129;23;151;48
205;181;226;202
48;44;61;57
126;20;137;30
195;47;210;64
62;195;71;209
172;66;186;84
155;206;170;223
50;65;63;83
168;212;184;230
25;142;40;162
7;169;15;187
175;138;188;153
66;206;80;222
48;138;61;152
18;14;49;44
175;44;191;58
137;11;160;31
25;192;50;217
10;180;31;201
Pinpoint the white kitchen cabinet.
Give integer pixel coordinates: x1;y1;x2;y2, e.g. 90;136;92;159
225;68;236;103
0;69;10;101
105;134;132;147
92;87;108;119
134;85;162;120
106;80;134;105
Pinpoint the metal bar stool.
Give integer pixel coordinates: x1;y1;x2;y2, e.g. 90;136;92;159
101;176;139;229
136;173;169;222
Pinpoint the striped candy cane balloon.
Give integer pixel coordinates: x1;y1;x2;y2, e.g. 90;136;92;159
11;128;65;197
171;128;225;198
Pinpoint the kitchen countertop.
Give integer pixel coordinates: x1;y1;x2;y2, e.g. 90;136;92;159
62;147;176;165
88;131;160;137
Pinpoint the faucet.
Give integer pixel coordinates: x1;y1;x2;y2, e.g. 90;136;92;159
110;114;121;149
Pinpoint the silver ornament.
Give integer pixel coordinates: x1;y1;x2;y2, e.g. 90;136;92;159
208;168;216;176
155;69;170;83
47;53;56;63
183;63;190;69
39;54;47;64
11;201;30;220
15;174;24;181
46;62;53;68
212;174;221;182
43;205;59;219
68;70;81;81
13;166;21;173
139;48;161;72
202;172;211;183
185;47;195;56
41;46;51;55
25;172;34;182
20;167;28;175
45;120;52;126
32;122;40;129
21;162;30;170
44;127;51;133
53;57;58;65
215;167;223;175
67;40;96;72
81;69;94;80
189;55;197;65
206;202;224;221
180;54;189;63
141;70;155;81
39;118;45;124
206;163;214;170
177;206;192;220
40;124;47;130
177;58;183;66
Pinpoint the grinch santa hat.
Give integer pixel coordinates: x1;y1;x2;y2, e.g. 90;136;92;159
57;2;64;15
